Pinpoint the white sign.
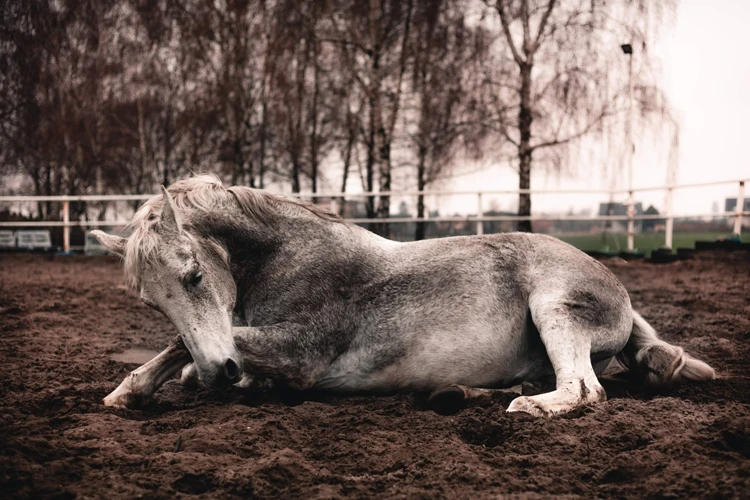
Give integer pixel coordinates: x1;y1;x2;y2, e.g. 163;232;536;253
16;230;52;249
0;231;15;248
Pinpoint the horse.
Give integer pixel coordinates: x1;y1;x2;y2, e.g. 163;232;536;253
92;174;715;417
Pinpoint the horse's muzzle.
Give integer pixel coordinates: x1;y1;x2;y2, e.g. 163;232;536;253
202;356;244;389
223;358;242;384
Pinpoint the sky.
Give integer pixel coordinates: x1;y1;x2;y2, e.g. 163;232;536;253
434;0;750;218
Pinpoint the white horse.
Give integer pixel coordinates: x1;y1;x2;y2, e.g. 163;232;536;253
93;175;715;417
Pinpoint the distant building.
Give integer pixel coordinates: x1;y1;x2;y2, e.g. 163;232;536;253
725;198;750;212
597;201;643;217
724;198;750;229
597;201;643;233
641;205;664;233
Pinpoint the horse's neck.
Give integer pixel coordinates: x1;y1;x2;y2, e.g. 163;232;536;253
197;206;337;272
191;200;394;271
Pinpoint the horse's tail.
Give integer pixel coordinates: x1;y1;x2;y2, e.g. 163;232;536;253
616;311;715;389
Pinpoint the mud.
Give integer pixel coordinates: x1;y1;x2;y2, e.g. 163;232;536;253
0;252;748;498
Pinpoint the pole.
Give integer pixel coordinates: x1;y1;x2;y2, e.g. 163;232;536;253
476;192;484;236
664;186;674;249
733;180;745;236
62;199;70;253
625;50;635;252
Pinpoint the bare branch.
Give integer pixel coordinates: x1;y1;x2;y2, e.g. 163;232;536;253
532;0;557;53
493;0;525;66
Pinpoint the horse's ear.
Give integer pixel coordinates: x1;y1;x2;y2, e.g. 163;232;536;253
160;186;183;234
90;230;126;257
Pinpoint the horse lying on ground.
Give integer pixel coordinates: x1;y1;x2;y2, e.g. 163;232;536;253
92;175;715;417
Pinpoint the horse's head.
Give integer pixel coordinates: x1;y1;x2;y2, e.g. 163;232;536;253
92;187;243;389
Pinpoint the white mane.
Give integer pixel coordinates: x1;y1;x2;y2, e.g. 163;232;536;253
122;173;340;289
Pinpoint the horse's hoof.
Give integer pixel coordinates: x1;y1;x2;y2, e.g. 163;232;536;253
428;385;467;415
234;373;259;390
506;396;549;417
180;363;201;389
103;393;129;408
103;389;145;409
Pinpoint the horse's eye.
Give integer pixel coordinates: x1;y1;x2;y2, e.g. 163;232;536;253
189;271;203;287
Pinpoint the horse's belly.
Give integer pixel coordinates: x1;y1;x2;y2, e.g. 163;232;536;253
314;323;550;393
389;327;550;390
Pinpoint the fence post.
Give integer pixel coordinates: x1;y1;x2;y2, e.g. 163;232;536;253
733;180;745;236
62;199;70;253
664;186;674;249
627;190;635;251
476;192;484;236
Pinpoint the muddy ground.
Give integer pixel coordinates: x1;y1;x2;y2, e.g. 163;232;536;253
0;252;748;498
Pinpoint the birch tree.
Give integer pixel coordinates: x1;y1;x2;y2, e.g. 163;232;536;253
484;0;674;231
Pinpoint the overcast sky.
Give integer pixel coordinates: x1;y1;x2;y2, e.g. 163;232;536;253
437;0;750;217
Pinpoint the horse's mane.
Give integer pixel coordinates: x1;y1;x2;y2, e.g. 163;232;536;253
123;173;341;289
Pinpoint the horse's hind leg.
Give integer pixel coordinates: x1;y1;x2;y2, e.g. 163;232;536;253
506;304;618;417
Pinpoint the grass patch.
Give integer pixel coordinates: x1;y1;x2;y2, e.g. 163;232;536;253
555;232;750;256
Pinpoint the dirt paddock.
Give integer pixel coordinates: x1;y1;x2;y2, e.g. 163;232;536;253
1;252;749;498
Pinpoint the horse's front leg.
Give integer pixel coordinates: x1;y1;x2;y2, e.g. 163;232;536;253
232;324;337;391
104;336;192;408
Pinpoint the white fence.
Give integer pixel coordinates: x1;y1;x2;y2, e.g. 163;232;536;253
0;179;747;253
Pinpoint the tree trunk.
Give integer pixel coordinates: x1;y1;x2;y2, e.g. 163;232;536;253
310;41;320;196
376;120;390;237
291;158;301;193
371;73;390;237
365;98;377;230
291;39;307;195
415;147;427;241
376;0;413;238
339;126;354;217
231;136;244;186
247;160;255;188
163;96;172;187
258;100;267;189
517;62;533;232
44;164;52;219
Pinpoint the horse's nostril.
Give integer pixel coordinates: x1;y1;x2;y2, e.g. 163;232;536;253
223;358;241;382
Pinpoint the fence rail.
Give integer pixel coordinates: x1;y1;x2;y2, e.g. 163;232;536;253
1;179;746;253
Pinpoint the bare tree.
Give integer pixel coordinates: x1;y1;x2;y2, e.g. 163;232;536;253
265;0;339;194
410;0;488;240
336;78;366;216
326;0;414;236
1;0;124;216
484;0;674;231
1;0;674;239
